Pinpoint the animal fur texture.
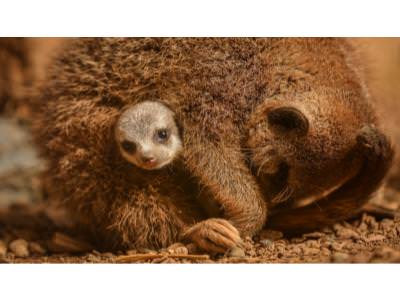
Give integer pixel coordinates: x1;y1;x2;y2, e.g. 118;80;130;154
252;39;394;233
33;38;393;250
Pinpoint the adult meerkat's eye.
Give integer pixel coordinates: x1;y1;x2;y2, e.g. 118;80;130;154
120;140;137;153
267;106;309;136
155;129;170;143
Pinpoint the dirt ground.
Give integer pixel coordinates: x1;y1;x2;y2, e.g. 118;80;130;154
0;117;399;264
1;199;400;264
1;107;400;264
1;38;400;264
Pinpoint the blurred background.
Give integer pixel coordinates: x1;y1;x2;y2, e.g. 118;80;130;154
0;38;399;208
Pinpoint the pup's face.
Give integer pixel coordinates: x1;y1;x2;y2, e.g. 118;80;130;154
247;91;365;202
115;101;182;170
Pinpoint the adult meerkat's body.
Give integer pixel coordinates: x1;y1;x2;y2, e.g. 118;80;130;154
33;38;392;250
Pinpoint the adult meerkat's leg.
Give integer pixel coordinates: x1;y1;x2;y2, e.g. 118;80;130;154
182;132;268;251
267;126;394;235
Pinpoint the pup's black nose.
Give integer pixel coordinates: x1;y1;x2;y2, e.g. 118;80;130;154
140;154;156;164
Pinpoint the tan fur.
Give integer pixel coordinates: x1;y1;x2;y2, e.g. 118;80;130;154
244;38;394;233
32;38;393;250
33;38;270;251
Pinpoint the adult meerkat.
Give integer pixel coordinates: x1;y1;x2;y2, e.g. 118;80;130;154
33;38;392;250
244;39;394;233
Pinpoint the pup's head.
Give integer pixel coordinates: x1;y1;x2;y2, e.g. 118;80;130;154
246;88;376;202
115;101;182;170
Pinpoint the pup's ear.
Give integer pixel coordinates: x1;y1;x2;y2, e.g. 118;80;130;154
267;106;309;136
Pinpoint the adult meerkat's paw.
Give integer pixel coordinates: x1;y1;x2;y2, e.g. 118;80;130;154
183;218;243;254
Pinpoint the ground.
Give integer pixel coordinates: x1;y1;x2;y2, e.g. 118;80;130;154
1;117;400;264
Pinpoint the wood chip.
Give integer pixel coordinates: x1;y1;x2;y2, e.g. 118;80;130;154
47;232;93;254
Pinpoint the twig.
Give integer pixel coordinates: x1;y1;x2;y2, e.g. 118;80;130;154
47;232;93;254
359;203;400;219
115;253;210;263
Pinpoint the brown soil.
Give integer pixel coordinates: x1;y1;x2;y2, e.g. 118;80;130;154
1;115;399;264
1;196;399;264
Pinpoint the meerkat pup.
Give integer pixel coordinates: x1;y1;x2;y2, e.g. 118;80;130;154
113;101;239;252
114;101;182;171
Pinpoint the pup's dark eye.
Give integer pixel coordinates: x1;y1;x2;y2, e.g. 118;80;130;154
156;129;170;142
121;140;136;153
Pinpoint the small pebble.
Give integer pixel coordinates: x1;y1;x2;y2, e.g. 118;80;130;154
259;239;274;248
379;219;394;231
9;239;30;258
0;240;7;257
365;234;386;243
374;246;397;258
290;237;306;243
332;252;349;263
167;243;189;255
29;242;46;255
336;228;359;240
329;242;344;252
227;247;246;258
305;240;320;248
303;232;325;239
86;254;101;262
102;252;114;258
289;246;301;255
302;248;320;256
321;248;331;256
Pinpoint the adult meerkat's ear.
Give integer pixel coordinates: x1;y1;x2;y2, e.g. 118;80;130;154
267;106;309;136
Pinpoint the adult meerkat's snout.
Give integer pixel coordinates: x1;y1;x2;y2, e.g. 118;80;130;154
247;89;375;203
114;101;183;170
